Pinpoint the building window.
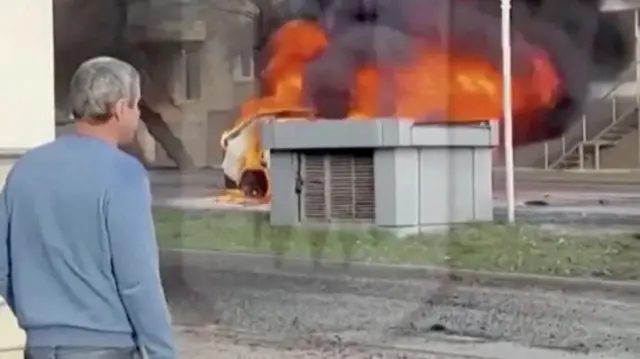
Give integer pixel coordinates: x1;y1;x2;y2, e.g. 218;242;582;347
233;51;254;82
185;49;202;100
171;47;202;103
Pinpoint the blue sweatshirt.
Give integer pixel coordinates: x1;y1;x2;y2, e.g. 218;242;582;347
0;134;175;359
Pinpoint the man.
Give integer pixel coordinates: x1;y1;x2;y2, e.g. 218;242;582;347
0;57;175;359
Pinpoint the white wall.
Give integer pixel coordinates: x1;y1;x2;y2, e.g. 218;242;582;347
603;0;640;11
0;0;54;356
0;0;55;150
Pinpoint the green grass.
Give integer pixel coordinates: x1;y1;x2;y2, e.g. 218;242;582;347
154;208;640;280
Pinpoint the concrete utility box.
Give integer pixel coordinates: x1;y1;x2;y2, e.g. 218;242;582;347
261;119;498;233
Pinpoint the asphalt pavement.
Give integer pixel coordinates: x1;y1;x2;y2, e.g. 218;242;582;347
149;168;640;226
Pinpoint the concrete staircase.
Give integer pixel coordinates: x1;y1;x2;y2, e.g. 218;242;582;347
548;97;639;169
517;66;640;170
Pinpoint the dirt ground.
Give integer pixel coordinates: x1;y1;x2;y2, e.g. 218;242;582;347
172;324;637;359
163;263;640;359
173;325;449;359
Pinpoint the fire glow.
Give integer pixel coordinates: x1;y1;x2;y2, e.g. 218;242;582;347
219;17;563;203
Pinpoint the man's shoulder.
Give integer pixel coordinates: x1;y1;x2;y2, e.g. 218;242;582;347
3;141;66;195
109;150;148;190
107;152;150;202
13;138;146;183
15;137;79;164
112;150;146;177
19;140;56;158
10;141;58;173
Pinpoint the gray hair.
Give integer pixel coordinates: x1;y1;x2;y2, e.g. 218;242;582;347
69;56;141;120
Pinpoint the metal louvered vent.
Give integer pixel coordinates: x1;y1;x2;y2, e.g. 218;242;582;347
301;150;375;222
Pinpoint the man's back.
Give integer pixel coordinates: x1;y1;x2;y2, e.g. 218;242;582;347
0;134;174;358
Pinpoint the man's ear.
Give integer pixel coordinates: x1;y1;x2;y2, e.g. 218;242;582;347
112;99;127;122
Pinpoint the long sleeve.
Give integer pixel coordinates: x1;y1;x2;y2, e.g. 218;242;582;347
106;169;175;359
0;187;10;308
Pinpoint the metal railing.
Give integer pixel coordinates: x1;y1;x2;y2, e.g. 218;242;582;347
543;61;640;170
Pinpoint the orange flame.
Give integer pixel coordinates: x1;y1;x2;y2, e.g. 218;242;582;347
219;19;560;202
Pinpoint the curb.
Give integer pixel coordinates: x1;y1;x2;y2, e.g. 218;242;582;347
494;207;640;225
492;168;640;185
160;248;640;296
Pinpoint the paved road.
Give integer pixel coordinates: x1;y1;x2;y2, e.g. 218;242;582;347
149;168;640;225
163;258;640;358
148;169;640;202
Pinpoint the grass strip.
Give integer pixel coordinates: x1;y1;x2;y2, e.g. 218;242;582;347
154;208;640;279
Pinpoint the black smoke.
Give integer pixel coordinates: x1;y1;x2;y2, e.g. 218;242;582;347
255;0;633;144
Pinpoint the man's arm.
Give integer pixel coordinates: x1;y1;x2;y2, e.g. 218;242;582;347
0;187;10;307
106;167;175;359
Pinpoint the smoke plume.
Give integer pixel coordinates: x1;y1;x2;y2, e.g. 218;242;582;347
257;0;632;143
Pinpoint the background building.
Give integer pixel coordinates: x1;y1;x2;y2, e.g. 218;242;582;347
46;0;640;172
517;2;640;169
52;0;262;169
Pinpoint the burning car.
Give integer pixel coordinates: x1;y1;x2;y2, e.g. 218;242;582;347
220;0;633;203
